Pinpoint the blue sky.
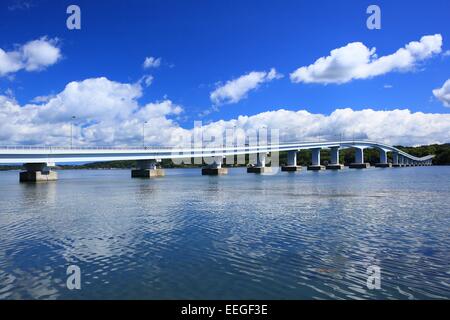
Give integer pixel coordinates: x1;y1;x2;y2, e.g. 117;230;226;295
0;0;450;146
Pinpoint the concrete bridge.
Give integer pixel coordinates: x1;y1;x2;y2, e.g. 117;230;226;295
0;140;434;182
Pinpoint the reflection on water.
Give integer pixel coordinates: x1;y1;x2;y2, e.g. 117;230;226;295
0;167;449;299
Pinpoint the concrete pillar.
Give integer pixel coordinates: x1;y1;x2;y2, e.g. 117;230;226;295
392;152;400;167
307;148;325;171
202;156;228;175
20;162;58;182
349;147;370;169
375;149;392;168
281;150;301;172
287;150;297;166
330;147;339;164
326;147;344;170
399;155;405;167
247;152;272;173
355;148;364;163
131;159;165;178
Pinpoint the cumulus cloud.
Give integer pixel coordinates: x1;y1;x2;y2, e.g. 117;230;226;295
197;108;450;146
1;77;449;147
143;56;161;69
290;34;442;84
0;77;186;146
0;37;61;76
433;79;450;107
210;68;282;105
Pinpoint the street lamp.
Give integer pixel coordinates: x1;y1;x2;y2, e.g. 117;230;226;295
142;121;148;148
70;116;76;149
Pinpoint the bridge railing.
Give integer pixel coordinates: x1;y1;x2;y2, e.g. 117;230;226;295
0;139;384;151
0;140;435;162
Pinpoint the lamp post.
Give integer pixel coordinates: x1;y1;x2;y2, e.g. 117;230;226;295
142;121;148;148
70;116;76;149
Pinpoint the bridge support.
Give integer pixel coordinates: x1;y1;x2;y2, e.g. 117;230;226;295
281;150;301;172
326;147;344;170
405;158;412;167
202;157;228;175
392;152;400;167
307;148;325;171
247;153;272;173
20;163;58;182
349;147;370;169
131;160;165;178
398;155;405;167
375;149;392;168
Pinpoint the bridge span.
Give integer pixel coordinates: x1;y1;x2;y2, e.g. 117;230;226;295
0;140;435;182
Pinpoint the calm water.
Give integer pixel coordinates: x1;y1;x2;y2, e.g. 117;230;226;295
0;167;449;300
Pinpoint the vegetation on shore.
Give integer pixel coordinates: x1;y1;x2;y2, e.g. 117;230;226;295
0;143;449;171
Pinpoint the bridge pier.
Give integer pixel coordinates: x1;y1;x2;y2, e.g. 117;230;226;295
20;162;58;182
131;160;165;178
392;152;400;167
202;156;228;175
399;155;406;167
349;147;370;169
375;149;392;168
405;158;412;167
281;150;301;172
326;147;344;170
247;152;272;173
307;148;325;171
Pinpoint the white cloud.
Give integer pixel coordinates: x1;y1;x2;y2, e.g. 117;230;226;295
290;34;442;84
443;50;450;57
210;68;282;105
30;94;55;103
433;79;450;107
0;77;186;146
1;77;449;147
384;84;393;89
21;38;61;71
143;56;161;69
198;108;450;146
0;37;61;76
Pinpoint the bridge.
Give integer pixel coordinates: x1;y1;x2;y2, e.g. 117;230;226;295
0;140;435;182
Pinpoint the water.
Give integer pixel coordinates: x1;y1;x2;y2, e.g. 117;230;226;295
0;167;449;300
